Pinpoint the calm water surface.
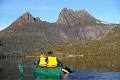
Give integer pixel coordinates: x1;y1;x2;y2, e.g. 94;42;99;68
66;70;120;80
0;58;120;80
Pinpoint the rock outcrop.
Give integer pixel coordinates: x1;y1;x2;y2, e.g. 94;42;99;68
57;8;101;26
2;12;42;32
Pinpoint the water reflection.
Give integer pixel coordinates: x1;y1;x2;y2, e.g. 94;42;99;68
0;57;120;80
68;70;120;80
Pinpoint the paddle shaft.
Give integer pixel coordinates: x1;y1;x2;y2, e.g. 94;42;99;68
57;59;72;73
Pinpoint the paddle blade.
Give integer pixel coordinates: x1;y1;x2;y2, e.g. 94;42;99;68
65;67;72;73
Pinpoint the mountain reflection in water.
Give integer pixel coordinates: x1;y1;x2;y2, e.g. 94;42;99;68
0;58;120;80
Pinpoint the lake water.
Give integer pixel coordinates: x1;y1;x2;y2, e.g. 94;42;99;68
67;70;120;80
0;58;120;80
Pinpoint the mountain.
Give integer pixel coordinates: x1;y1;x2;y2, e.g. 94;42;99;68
45;26;120;71
0;12;63;55
2;12;42;32
57;8;101;26
56;8;112;40
0;8;114;55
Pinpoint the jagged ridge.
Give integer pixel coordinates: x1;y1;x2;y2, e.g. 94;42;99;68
3;12;42;32
57;8;101;26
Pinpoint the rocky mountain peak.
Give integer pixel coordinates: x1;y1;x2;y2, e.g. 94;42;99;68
61;8;74;13
3;12;42;32
57;8;101;26
23;12;31;15
21;12;33;22
75;10;90;16
57;8;77;25
18;12;41;24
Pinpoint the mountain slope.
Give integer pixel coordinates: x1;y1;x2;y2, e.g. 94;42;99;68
0;22;65;55
2;12;42;32
56;8;112;40
57;8;101;26
0;8;114;55
45;26;120;71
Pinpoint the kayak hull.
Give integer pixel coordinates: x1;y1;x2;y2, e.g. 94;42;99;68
33;66;62;79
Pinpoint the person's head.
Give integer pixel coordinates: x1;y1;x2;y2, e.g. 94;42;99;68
47;51;53;56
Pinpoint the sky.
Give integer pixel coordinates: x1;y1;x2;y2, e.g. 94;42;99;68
0;0;120;31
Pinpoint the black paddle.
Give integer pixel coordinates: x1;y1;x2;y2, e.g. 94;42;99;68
64;66;72;73
57;60;72;73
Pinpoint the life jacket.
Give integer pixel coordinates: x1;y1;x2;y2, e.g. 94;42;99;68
39;55;46;67
47;56;57;68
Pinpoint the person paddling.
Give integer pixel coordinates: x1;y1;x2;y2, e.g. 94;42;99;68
38;53;46;67
46;51;58;68
46;51;72;73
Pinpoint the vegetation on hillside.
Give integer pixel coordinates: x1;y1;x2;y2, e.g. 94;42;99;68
44;26;120;71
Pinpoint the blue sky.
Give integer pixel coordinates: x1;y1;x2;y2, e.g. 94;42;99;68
0;0;120;30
